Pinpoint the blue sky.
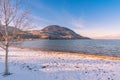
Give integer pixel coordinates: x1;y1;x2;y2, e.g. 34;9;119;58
26;0;120;39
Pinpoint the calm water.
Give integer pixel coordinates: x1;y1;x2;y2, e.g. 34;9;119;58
20;39;120;57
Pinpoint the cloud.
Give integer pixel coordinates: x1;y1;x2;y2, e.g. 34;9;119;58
94;34;120;39
53;9;85;29
28;1;85;30
29;15;53;29
32;15;52;23
70;19;84;28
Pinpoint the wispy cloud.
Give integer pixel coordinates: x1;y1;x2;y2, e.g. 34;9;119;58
29;1;85;31
32;15;52;24
51;9;85;29
29;15;48;29
94;34;120;39
70;18;84;28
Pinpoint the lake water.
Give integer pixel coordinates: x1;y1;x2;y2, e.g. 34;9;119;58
20;39;120;57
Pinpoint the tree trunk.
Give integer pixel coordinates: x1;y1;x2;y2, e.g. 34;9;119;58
4;45;9;75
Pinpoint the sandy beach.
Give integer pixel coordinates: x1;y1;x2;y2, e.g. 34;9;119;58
0;47;120;80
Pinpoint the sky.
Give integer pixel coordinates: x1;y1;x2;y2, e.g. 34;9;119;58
26;0;120;39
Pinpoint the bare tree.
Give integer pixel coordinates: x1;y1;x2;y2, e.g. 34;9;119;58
0;0;33;75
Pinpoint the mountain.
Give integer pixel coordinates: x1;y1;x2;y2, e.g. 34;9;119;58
35;25;90;39
0;24;90;40
0;25;21;32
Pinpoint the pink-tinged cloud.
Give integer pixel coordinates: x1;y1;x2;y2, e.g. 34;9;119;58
71;20;84;28
94;34;120;39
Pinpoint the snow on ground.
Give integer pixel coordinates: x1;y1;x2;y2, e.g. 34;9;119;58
0;47;120;80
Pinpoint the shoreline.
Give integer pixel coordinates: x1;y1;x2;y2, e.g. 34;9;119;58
0;46;120;80
10;46;120;60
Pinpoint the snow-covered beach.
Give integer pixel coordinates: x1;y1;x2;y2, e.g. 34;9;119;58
0;47;120;80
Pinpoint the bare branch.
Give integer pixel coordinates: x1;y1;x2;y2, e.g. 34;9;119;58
0;45;5;50
0;0;33;46
0;0;33;75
